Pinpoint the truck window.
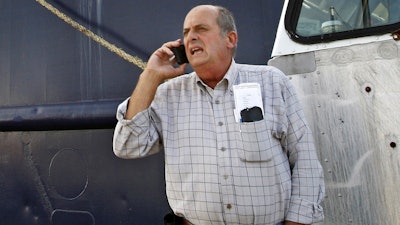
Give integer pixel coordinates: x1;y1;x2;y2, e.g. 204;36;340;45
285;0;400;43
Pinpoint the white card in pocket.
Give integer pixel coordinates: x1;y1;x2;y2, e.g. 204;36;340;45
233;83;264;123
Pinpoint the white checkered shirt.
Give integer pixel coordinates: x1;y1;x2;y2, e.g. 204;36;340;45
113;61;325;225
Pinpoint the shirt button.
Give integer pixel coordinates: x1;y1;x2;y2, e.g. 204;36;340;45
223;175;229;180
220;147;226;151
215;100;220;104
218;121;223;126
226;204;232;209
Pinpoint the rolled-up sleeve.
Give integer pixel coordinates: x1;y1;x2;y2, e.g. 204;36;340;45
281;78;325;224
285;127;325;224
113;98;162;159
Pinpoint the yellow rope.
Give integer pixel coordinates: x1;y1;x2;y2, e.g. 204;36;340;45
36;0;147;70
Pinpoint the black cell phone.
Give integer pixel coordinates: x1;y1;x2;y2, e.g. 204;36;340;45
240;106;263;122
171;45;189;65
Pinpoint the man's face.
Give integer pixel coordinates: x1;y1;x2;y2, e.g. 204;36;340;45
183;6;231;70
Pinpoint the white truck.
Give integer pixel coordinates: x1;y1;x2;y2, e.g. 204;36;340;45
270;0;400;224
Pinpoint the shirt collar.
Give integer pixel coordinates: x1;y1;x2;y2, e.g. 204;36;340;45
195;59;238;92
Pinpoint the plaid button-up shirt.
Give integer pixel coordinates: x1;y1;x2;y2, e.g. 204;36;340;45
113;61;325;225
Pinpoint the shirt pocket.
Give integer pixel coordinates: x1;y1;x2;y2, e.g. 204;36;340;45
235;120;278;162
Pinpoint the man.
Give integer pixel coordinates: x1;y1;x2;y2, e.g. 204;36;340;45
113;5;325;225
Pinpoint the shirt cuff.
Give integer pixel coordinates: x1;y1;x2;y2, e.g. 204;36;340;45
116;98;151;136
286;197;324;224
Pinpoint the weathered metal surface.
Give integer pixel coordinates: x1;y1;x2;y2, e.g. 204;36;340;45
270;40;400;225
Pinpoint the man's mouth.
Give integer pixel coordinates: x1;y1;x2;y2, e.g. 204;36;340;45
190;47;203;55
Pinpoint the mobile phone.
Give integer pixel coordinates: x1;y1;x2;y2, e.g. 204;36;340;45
240;106;263;122
171;45;189;65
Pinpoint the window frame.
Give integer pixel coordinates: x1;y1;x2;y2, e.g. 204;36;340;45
284;0;400;44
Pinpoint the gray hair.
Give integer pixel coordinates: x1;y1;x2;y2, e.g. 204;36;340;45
215;6;238;55
215;6;237;35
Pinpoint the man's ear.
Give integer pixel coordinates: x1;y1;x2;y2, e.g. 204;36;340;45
226;31;238;49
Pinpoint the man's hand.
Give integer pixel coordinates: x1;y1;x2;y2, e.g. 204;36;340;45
125;39;187;120
146;39;187;82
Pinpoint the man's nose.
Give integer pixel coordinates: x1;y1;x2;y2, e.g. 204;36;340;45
186;30;198;41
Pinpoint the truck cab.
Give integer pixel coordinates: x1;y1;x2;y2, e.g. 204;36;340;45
270;0;400;224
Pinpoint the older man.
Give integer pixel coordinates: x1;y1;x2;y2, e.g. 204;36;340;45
113;5;325;225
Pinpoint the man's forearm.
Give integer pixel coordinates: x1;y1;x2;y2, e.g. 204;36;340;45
125;70;162;120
